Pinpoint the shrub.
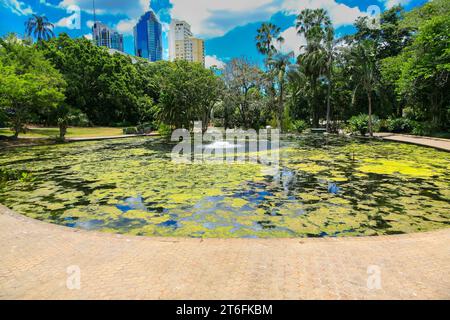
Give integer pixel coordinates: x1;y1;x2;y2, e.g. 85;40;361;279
137;122;154;134
347;114;380;135
71;112;91;127
386;117;414;133
292;120;308;133
378;119;389;132
123;127;139;135
212;118;224;128
411;121;440;136
157;123;173;139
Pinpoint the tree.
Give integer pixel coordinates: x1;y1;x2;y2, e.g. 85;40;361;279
268;52;295;131
385;14;450;129
324;26;336;132
25;14;55;42
256;23;284;63
38;34;150;126
296;8;332;127
347;40;379;137
223;58;265;129
156;60;222;131
256;23;285;129
0;35;66;138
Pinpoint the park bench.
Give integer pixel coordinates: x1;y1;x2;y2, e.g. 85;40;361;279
311;128;327;134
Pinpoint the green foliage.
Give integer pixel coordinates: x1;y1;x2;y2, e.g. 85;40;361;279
256;23;284;62
25;14;55;42
292;120;309;133
222;58;266;130
0;34;66;138
347;114;380;135
156;60;222;131
37;34;152;126
386;117;414;133
296;8;333;127
123;123;154;135
123;127;139;135
0;167;35;184
157;123;173;139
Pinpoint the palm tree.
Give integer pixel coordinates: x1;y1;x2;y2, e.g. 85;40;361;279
324;26;336;133
348;40;378;137
25;14;55;42
296;9;332;44
296;9;333;127
256;23;285;128
256;23;285;63
268;52;295;131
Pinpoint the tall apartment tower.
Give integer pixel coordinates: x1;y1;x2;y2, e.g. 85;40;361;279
92;22;124;52
169;19;205;66
134;11;163;62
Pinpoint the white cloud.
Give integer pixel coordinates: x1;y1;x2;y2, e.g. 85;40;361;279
280;0;366;27
276;26;306;56
1;0;34;16
83;33;93;40
170;0;275;38
170;0;368;39
205;55;226;69
86;20;94;28
55;14;81;30
115;18;138;35
383;0;412;9
57;0;150;18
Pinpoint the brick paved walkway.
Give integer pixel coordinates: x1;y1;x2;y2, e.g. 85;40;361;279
1;205;449;300
374;133;450;151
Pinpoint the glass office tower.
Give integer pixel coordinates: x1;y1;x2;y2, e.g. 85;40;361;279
134;11;163;62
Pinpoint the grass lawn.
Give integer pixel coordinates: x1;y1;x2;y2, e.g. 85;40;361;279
0;127;124;139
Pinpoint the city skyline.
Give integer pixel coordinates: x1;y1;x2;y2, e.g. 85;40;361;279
0;0;429;67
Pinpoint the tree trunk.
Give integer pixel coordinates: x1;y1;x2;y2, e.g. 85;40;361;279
13;120;21;139
59;124;67;142
326;80;331;133
278;81;284;132
312;80;319;128
367;91;373;137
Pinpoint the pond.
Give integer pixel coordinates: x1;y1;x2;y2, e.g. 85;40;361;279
0;135;449;238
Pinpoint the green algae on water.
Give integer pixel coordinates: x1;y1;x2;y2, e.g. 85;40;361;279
0;135;449;238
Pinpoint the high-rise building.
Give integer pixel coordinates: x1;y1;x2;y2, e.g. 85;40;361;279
169;19;205;66
134;11;163;62
93;22;111;47
110;32;124;52
92;22;124;52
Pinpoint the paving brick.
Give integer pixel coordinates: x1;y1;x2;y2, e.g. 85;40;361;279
0;205;449;300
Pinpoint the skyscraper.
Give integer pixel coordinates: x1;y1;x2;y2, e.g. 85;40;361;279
92;22;124;52
110;32;124;52
169;20;205;66
93;22;111;47
134;11;163;62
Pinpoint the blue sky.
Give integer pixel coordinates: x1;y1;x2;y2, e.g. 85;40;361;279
0;0;428;67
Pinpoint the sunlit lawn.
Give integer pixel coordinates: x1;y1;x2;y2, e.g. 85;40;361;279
0;127;124;139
